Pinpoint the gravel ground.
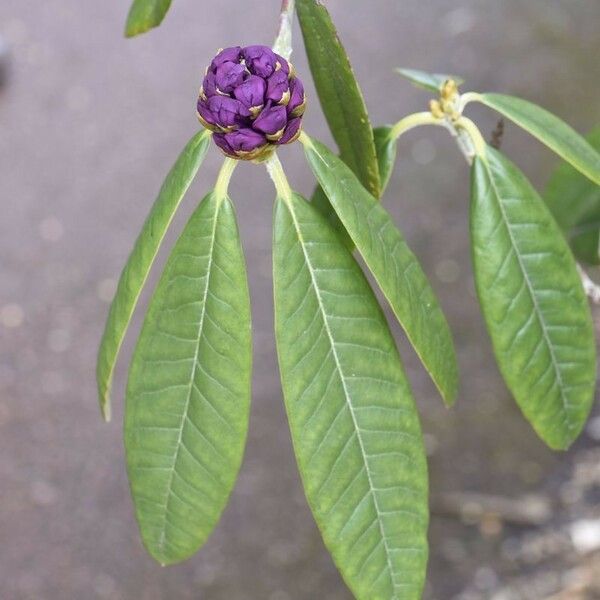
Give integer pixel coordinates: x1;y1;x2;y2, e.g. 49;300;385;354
1;1;599;599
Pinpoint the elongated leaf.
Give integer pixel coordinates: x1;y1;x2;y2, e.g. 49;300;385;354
297;0;380;198
302;136;458;406
97;131;210;421
273;192;428;600
475;93;600;186
396;68;464;93
125;0;172;37
471;146;596;450
311;126;398;250
544;127;600;264
125;190;252;565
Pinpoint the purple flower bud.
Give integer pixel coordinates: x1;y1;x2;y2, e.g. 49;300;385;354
242;45;278;78
207;95;250;129
225;128;268;155
287;77;306;117
211;46;242;70
276;117;302;145
215;61;246;94
201;71;217;99
274;53;290;75
266;70;290;105
233;75;266;112
252;102;288;140
198;45;305;160
212;132;236;157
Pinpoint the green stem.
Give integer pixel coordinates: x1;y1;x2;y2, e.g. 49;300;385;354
215;158;237;199
265;153;293;203
273;0;296;60
389;111;445;141
455;116;487;158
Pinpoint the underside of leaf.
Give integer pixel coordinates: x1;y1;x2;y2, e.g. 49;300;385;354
125;191;252;565
471;146;596;450
273;192;428;599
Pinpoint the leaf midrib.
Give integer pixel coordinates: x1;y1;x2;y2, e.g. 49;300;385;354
484;160;575;430
156;194;222;557
285;197;398;595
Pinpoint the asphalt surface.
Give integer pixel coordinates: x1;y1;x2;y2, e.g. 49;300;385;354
1;1;599;599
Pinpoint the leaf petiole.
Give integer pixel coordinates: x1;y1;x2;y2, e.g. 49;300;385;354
215;157;238;199
265;153;293;203
389;111;445;142
455;116;488;159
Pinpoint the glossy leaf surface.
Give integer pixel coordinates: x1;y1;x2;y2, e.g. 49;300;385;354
544;127;600;264
273;192;428;600
395;68;464;93
303;136;458;406
97;131;210;421
125;0;172;37
477;93;600;186
297;0;380;198
125;191;252;565
471;146;596;450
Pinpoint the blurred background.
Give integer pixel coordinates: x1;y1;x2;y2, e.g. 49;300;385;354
1;1;600;598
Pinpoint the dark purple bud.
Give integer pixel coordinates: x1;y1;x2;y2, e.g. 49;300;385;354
287;77;306;117
225;128;268;154
215;61;246;94
233;75;266;112
211;46;242;70
274;53;290;75
197;98;219;131
252;103;288;140
242;45;278;78
201;71;217;98
207;95;250;129
212;133;236;157
266;70;290;105
276;117;302;145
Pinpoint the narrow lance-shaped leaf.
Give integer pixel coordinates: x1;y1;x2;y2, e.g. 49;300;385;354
474;93;600;186
311;125;398;250
302;136;459;406
125;189;252;565
544;127;600;264
125;0;172;38
471;146;596;450
273;192;428;599
96;131;210;421
297;0;381;198
396;68;464;93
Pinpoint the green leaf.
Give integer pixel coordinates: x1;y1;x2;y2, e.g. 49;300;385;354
125;0;172;37
296;0;381;198
544;127;600;264
471;146;596;450
374;125;398;193
396;68;464;93
311;126;398;250
97;130;210;421
273;192;428;600
302;136;459;406
125;189;252;565
476;93;600;186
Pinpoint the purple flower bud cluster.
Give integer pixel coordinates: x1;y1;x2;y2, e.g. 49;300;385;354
197;45;306;161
